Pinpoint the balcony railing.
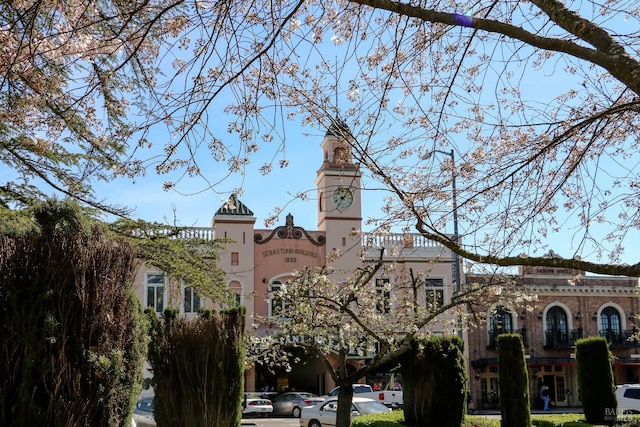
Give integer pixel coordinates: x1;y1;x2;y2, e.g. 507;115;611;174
544;327;583;349
132;226;215;240
360;232;452;261
361;233;445;250
487;327;528;349
600;328;640;348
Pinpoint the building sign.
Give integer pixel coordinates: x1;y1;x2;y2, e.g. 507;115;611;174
262;248;319;258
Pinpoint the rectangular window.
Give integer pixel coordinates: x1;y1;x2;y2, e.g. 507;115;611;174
375;278;391;314
184;286;201;313
231;252;239;266
425;278;444;307
146;273;165;313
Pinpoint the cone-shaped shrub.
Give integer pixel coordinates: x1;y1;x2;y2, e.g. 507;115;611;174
497;334;530;427
576;337;617;425
399;336;466;427
147;307;246;427
0;199;146;427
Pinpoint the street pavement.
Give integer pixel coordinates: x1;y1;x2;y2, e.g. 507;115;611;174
242;417;299;427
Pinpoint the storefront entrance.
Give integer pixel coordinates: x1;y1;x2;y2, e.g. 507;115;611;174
537;365;569;408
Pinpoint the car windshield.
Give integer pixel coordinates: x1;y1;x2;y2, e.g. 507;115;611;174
354;401;389;415
245;394;263;399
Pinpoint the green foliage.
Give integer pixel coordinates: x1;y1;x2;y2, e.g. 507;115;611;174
353;412;640;427
399;336;466;427
462;419;501;427
0;206;38;234
497;334;531;427
0;199;147;426
352;409;404;426
575;337;617;425
398;341;418;426
147;307;246;427
352;411;500;427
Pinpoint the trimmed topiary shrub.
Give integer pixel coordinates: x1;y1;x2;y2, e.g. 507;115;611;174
147;307;246;427
398;339;419;426
497;333;530;427
0;199;147;427
575;336;617;426
399;335;466;427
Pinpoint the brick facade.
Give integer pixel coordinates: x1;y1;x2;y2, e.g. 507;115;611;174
466;266;640;409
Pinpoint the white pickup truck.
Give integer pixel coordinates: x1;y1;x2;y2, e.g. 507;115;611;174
326;384;403;408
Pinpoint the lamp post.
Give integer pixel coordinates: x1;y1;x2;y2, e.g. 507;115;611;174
423;148;461;336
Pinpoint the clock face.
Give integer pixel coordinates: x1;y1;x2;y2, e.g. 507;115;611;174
332;188;354;209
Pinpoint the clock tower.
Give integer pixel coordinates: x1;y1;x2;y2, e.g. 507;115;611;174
315;119;362;273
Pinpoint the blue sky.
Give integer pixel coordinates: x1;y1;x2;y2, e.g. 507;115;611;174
92;114;640;271
95;121;345;231
77;8;640;270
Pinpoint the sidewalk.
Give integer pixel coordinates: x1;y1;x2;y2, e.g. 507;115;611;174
472;406;583;416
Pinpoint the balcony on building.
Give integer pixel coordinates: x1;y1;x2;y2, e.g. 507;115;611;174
600;328;640;349
544;327;583;349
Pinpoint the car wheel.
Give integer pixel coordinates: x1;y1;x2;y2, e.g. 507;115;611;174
292;406;301;418
308;420;322;427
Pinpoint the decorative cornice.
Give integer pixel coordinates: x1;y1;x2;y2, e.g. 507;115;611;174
254;213;326;246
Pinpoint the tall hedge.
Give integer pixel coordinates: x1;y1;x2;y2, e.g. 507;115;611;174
496;334;530;427
399;336;466;427
576;337;617;425
0;200;147;427
147;307;246;427
398;340;419;426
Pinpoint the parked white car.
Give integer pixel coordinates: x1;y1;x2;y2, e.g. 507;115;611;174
300;396;391;427
616;384;640;414
242;393;274;417
325;384;403;408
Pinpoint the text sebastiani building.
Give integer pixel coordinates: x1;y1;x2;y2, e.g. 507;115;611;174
132;123;459;395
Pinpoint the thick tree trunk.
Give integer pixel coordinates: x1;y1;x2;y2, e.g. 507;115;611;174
336;382;355;427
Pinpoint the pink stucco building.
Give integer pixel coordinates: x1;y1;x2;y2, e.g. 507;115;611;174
132;123;459;394
132;123;639;404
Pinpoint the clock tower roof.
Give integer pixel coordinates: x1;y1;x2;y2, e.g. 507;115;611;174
325;117;349;138
320;118;358;172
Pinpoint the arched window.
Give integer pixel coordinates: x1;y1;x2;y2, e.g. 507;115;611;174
489;306;513;334
546;306;569;345
600;306;622;342
487;306;512;348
